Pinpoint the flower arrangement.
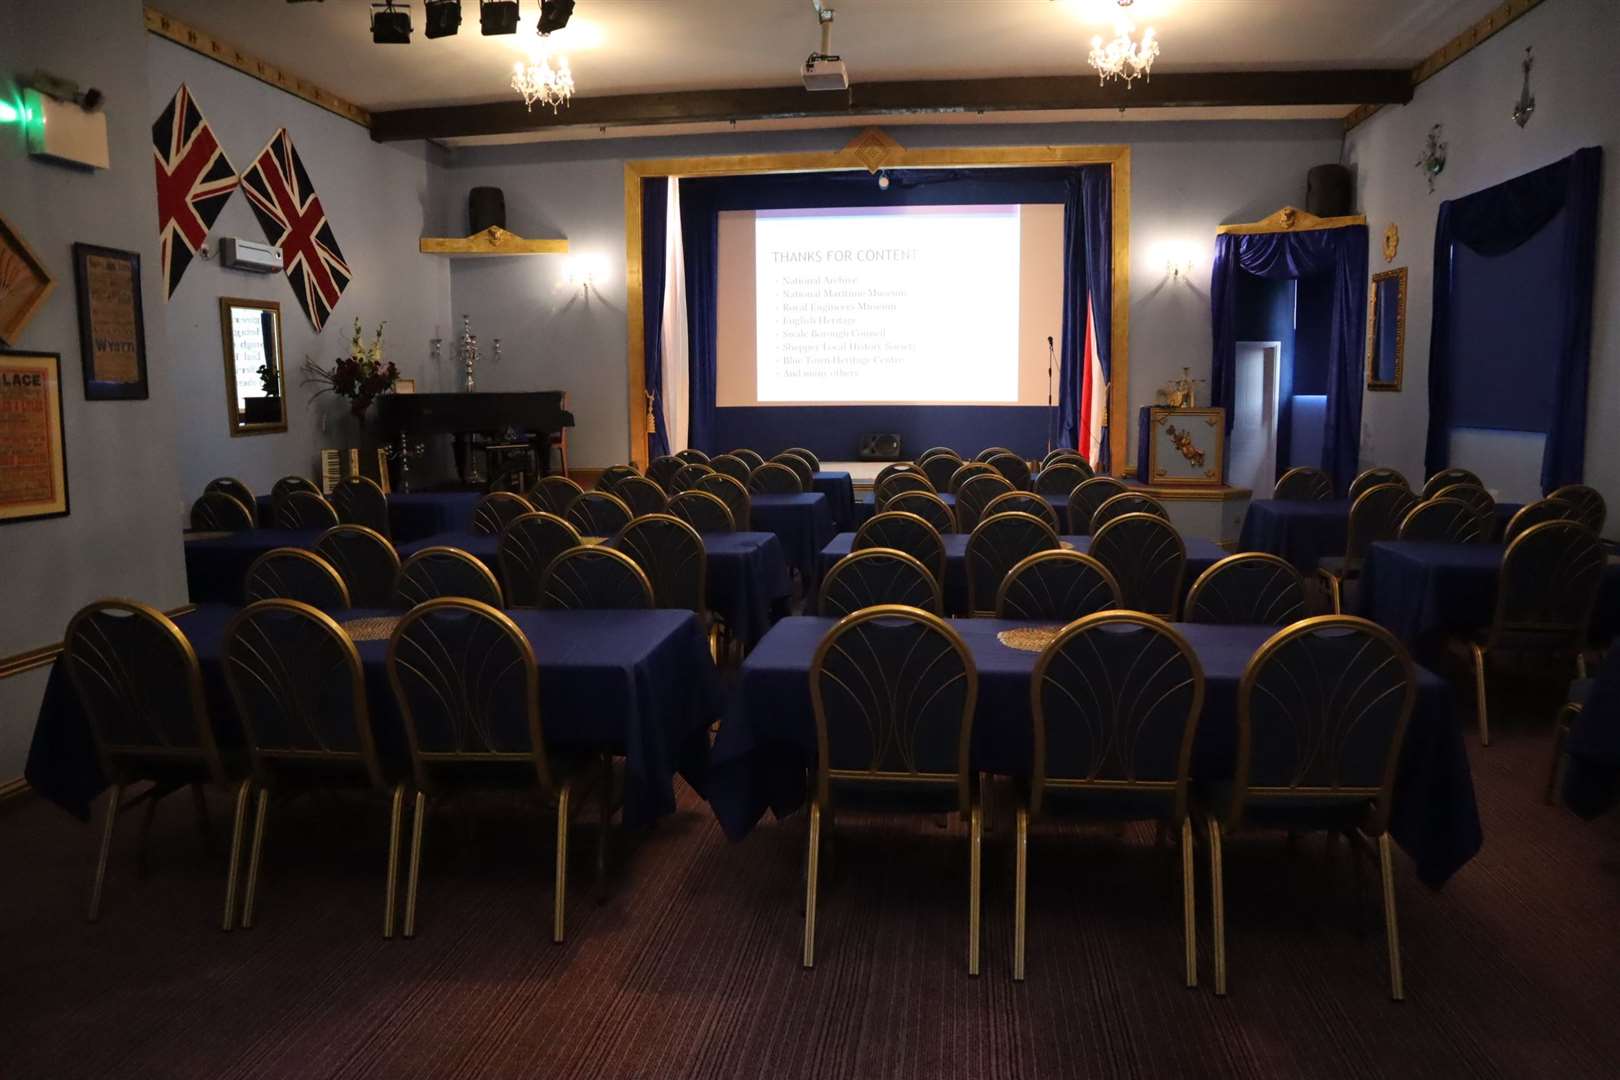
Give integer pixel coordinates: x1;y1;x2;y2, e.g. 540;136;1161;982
301;318;399;418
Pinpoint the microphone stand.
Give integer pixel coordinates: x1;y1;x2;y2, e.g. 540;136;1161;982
1046;335;1056;458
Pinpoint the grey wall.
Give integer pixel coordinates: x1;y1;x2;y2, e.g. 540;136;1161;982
1345;0;1619;513
440;119;1344;468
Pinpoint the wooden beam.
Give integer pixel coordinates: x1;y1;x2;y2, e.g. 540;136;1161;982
371;70;1413;142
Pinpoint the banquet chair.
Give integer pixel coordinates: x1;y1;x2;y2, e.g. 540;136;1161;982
529;474;585;517
709;453;752;486
1421;467;1483;499
1273;466;1335;502
918;445;959;463
1089;514;1187;618
1349;466;1409;502
595;464;640;493
1184;554;1308;626
1017;613;1204;983
1034;462;1090;499
748;462;803;495
1206;616;1416;999
976;447;1014;463
985;452;1032;491
1397;498;1488;544
1504;497;1575;544
994;550;1120;623
729;448;766;471
671;462;714;492
948;461;997;494
1433;483;1495;522
854;511;947;583
920;453;964;492
565;491;634;537
668;489;737;534
205;478;256;523
771;453;815;493
1091;492;1170;533
497;512;581;607
331;477;390;537
613;475;669;518
62;600;239;925
675;447;711;465
616;514;708;613
965;511;1060;616
1544;641;1616;804
1317;483;1418;613
540;546;655;611
394;547;504;608
955;472;1016;533
875;470;935;510
694;472;751;529
270;475;321;516
981;490;1062;532
646;455;685;492
887;490;957;534
275;491;341;530
470;491;534;536
1041;450;1091;472
244;548;351;610
1066;476;1127;534
317;525;402;608
874;461;925;491
819;548;942;617
488;468;530;496
220;599;401;934
191;491;255;532
1458;520;1603;746
803;606;980;971
387;598;599;942
1547;484;1606;535
783;446;822;472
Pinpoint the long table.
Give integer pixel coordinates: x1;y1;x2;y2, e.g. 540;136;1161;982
707;616;1480;888
811;472;856;532
1562;642;1620;819
25;605;724;827
750;493;835;589
253;491;482;544
1240;498;1524;573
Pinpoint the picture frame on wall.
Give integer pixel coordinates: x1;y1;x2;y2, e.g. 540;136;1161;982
0;349;70;524
72;243;150;400
0;210;56;345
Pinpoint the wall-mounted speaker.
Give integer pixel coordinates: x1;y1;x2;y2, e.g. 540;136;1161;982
857;433;902;461
1306;164;1353;218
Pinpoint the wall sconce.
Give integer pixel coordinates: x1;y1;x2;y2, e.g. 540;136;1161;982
1156;242;1197;280
564;253;607;289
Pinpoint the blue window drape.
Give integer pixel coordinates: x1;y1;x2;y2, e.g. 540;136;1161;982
1210;223;1369;495
641;177;670;459
1426;147;1602;492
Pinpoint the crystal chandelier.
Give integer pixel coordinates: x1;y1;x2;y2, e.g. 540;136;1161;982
511;46;574;112
1088;3;1160;88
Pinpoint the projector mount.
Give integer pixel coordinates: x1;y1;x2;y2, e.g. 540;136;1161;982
806;0;840;69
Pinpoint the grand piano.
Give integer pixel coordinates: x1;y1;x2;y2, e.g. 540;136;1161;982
375;391;574;485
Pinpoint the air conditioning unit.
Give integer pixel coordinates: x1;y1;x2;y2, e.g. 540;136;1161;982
802;55;849;92
219;237;283;274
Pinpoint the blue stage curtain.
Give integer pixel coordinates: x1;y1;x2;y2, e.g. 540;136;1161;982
1056;178;1086;455
641;177;670;459
1081;169;1113;471
1210;224;1369;494
1425;147;1602;492
679;184;720;453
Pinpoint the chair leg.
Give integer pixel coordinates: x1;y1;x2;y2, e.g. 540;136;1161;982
242;788;270;929
1469;643;1490;747
803;799;822;969
87;782;124;922
1013;806;1028;982
135;786;161;879
222;780;250;931
384;783;404;938
190;783;214;854
553;783;571;944
968;801;983;977
594;753;613;904
1328;574;1343;614
1378;832;1405;1001
1181;816;1197;989
1207;814;1227;996
404;791;427;938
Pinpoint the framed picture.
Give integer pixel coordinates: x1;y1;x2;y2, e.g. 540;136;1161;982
72;243;150;400
1146;406;1226;487
394;378;416;394
0;350;69;524
0;211;55;345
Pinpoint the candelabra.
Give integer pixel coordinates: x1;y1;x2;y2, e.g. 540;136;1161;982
457;314;479;393
384;432;427;493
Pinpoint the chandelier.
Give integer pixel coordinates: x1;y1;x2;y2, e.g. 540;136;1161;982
511;46;574;112
1088;7;1160;88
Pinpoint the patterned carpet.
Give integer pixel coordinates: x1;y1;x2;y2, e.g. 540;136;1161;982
3;701;1619;1079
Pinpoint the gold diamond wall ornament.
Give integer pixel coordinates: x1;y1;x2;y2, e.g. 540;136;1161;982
842;128;904;174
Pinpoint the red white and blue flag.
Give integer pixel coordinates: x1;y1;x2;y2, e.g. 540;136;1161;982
240;128;351;331
152;84;238;299
1078;294;1106;467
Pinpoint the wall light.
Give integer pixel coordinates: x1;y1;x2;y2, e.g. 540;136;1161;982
1156;241;1198;280
565;253;608;289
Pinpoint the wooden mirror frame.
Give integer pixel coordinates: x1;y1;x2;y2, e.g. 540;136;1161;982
219;297;287;436
1366;267;1406;392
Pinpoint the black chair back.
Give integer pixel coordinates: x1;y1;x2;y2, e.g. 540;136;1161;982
710;453;752;485
854;511;946;582
1421;467;1482;499
1091;492;1169;533
694;472;751;528
539;546;655;611
995;550;1120;622
615;514;707;613
819;549;942;617
565;491;634;537
981;491;1061;532
1034;461;1091;498
675;448;711;465
668;489;736;534
205;478;256;522
1488;521;1605;649
394;547;504;608
748;462;802;494
1349;466;1408;502
955;472;1016;533
975;447;1014;463
1547;484;1606;535
528;475;584;516
947;461;997;494
595;464;640;492
771;453;814;493
729;448;766;471
497;512;581;607
985;452;1032;491
875;471;935;510
1345;483;1419;564
646;455;685;492
886;490;956;534
471;492;534;536
783;446;822;472
919;453;963;492
1273;466;1334;502
918;445;958;463
276;491;341;530
1398;498;1488;543
1504;497;1575;544
1184;554;1307;626
1041;450;1090;472
331;477;390;536
244;548;351;609
613;475;669;518
317;525;402;608
965;511;1059;615
874;462;925;490
1066;476;1127;534
191;491;254;532
271;476;320;515
1088;514;1186;618
1433;483;1495;521
671;462;714;492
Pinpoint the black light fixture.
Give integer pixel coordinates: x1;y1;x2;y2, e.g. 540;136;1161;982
370;1;413;43
480;0;520;35
424;0;462;38
537;0;574;35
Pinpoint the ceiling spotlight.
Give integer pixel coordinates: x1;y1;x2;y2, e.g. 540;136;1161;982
537;0;575;35
425;0;462;38
370;1;412;44
480;0;520;35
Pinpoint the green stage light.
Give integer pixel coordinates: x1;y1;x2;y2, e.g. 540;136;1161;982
0;101;19;123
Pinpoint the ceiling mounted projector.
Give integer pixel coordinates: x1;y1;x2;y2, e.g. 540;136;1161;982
803;0;849;91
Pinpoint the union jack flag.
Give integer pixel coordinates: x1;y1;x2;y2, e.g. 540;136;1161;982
152;84;238;299
240;128;351;332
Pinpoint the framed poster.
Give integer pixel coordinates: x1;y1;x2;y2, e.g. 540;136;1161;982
1146;406;1226;487
0;211;55;345
0;350;70;524
72;243;150;400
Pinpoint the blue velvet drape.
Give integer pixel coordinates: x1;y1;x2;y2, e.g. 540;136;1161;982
641;177;670;459
1426;147;1602;492
679;184;720;453
1211;223;1369;495
1062;169;1113;470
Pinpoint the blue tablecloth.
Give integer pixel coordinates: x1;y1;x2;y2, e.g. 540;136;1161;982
811;472;856;532
186;528;327;604
254;491;481;543
1563;642;1620;819
750;493;835;587
818;532;1226;617
851;492;1068;529
1240;499;1526;572
707;617;1477;887
25;605;723;827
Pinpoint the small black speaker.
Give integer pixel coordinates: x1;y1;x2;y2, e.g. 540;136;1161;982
1306;164;1353;218
468;187;506;234
857;433;902;461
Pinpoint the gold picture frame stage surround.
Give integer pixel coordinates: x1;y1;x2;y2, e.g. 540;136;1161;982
623;132;1131;471
0;210;56;345
0;349;70;524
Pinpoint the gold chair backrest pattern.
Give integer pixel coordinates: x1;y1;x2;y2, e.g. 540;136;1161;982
954;472;1016;533
1091;491;1170;533
994;550;1121;622
917;445;958;463
1397;498;1488;543
1088;513;1187;618
875;470;936;509
1421;467;1482;499
317;524;402;608
1033;461;1091;498
886;490;956;534
528;474;585;516
1503;497;1575;544
191;491;254;532
985;452;1032;491
539;545;655;611
667;489;737;534
783;446;822;472
275;490;341;530
1486;520;1604;649
975;447;1014;463
1348;466;1408;502
613;474;670;517
748;462;803;495
395;546;504;608
595;464;640;492
204;477;256;522
947;461;997;494
270;475;320;515
1041;450;1091;473
729;448;765;471
1184;553;1307;626
496;512;581;608
1067;476;1127;534
693;472;751;529
615;514;707;613
709;453;753;486
965;510;1060;615
873;461;924;490
1432;483;1495;520
675;448;711;465
981;490;1061;533
1273;466;1335;502
671;462;715;492
1547;484;1606;535
771;452;815;493
646;455;685;492
471;491;534;536
819;547;943;617
564;490;634;537
919;453;964;492
1345;483;1419;564
853;511;947;583
244;548;352;609
331;476;390;536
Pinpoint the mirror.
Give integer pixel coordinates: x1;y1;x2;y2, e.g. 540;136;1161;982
219;297;287;435
1366;267;1406;391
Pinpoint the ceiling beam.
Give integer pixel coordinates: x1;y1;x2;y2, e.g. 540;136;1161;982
369;70;1413;143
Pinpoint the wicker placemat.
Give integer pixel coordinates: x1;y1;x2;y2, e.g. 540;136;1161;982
997;626;1061;653
580;536;606;545
341;616;401;642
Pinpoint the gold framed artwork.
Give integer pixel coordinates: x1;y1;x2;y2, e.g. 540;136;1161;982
219;297;288;435
1366;267;1407;392
394;378;416;393
72;243;149;400
0;350;70;524
1146;406;1226;486
0;211;55;345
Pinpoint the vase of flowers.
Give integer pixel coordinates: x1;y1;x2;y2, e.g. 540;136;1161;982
301;318;400;420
